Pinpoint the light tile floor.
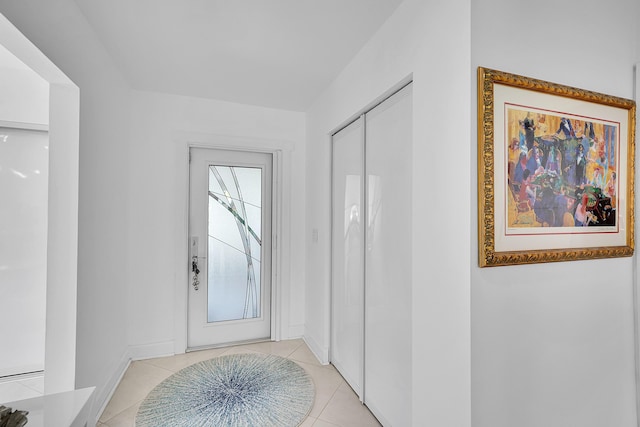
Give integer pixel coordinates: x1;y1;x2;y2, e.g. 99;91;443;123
98;339;381;427
0;374;44;404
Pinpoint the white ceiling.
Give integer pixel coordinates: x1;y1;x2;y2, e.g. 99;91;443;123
72;0;404;111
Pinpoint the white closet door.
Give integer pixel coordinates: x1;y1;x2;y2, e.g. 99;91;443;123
331;118;364;395
364;83;413;426
0;127;48;377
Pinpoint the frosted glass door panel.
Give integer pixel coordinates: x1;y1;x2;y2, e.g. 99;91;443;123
208;166;262;322
0;127;48;377
364;84;413;426
331;118;364;395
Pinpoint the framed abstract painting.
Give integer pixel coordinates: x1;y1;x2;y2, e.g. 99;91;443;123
478;67;635;267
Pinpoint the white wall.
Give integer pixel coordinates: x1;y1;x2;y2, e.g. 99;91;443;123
127;91;306;356
0;0;131;417
471;1;639;426
305;1;471;425
0;44;48;126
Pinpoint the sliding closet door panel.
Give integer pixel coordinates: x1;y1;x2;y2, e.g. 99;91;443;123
331;118;364;395
364;84;412;426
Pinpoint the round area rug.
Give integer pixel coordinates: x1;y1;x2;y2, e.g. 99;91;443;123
135;353;315;427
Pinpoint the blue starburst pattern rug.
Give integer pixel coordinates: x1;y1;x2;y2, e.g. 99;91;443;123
135;353;315;427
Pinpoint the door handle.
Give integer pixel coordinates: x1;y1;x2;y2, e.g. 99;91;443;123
190;236;205;291
191;255;201;291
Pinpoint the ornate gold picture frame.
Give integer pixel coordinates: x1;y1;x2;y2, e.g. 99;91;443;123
478;67;635;267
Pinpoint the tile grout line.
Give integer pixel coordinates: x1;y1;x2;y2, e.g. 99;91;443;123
99;397;144;424
312;383;343;425
18;380;44;395
135;359;179;375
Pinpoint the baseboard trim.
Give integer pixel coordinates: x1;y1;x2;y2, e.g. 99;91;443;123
303;332;329;365
92;350;131;425
0;366;44;380
128;340;175;361
91;340;175;425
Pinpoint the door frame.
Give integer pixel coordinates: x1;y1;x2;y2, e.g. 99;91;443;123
172;132;293;354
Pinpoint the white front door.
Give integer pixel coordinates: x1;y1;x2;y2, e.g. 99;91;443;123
188;147;272;349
